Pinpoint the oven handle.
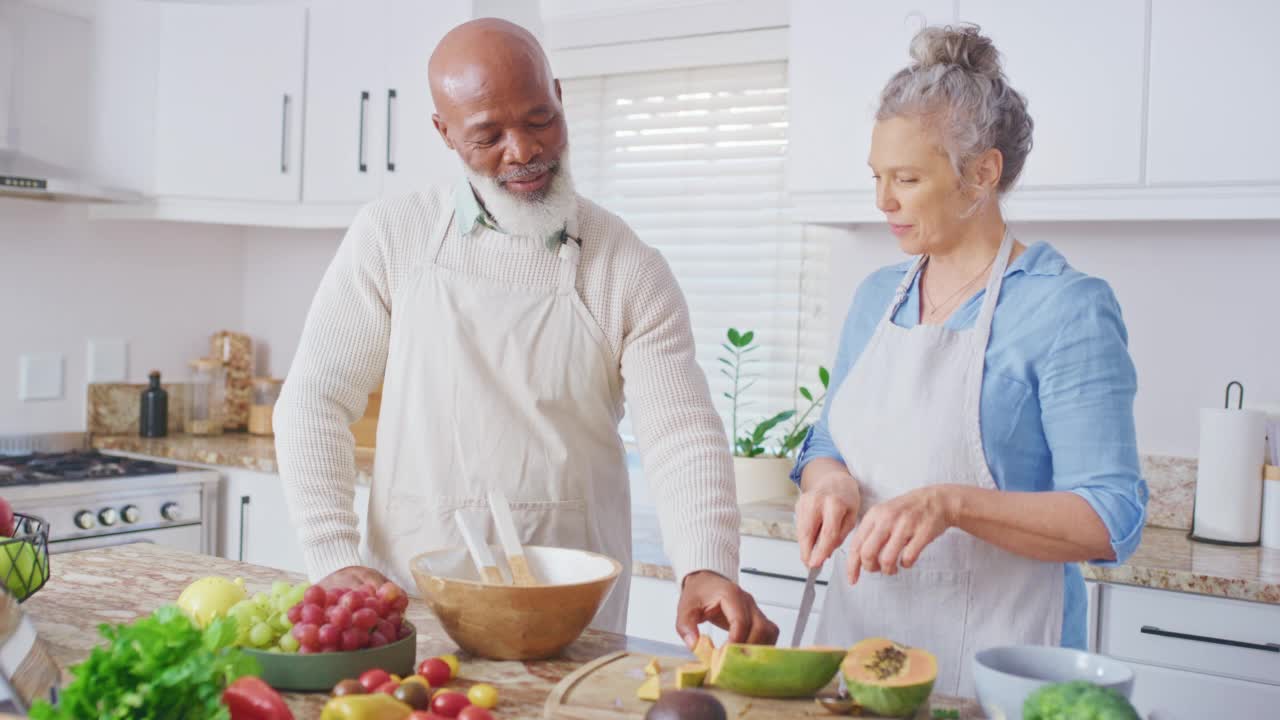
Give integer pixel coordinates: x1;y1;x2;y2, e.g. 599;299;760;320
49;535;155;555
238;495;250;562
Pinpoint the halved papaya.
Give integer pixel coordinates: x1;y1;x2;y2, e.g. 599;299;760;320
707;644;846;698
841;638;936;718
693;635;715;666
676;662;708;689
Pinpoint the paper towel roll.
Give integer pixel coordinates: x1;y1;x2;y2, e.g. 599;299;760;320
1193;407;1267;543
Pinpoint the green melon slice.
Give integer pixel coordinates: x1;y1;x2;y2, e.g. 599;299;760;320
707;644;846;698
841;638;937;718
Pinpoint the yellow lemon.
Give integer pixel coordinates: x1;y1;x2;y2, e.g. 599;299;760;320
177;576;246;628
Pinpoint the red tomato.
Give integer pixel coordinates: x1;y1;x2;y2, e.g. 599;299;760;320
0;498;13;537
374;679;400;695
457;707;495;720
430;691;471;718
418;658;452;687
357;668;391;693
408;713;436;720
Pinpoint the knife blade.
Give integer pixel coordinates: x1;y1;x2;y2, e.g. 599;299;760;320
487;490;539;585
791;565;821;647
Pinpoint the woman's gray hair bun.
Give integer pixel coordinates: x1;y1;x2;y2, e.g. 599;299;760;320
879;23;1033;193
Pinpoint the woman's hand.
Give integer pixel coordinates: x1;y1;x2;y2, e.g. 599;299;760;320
846;485;957;584
795;459;861;569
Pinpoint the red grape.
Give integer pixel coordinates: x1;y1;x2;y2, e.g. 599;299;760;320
326;604;353;630
327;587;348;606
340;590;368;612
368;631;389;648
361;583;379;596
363;596;380;612
352;607;379;631
398;623;414;640
377;581;403;603
301;603;326;626
297;645;317;655
303;585;327;607
291;623;319;648
340;627;367;651
392;594;410;613
286;604;303;624
317;623;341;648
374;619;396;641
384;611;403;629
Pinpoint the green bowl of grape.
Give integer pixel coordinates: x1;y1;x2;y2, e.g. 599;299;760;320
229;580;417;692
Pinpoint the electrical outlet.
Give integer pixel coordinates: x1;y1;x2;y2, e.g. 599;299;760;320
88;339;128;382
18;352;64;401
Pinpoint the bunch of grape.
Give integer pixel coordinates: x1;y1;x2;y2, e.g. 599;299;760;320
288;582;412;654
228;580;311;652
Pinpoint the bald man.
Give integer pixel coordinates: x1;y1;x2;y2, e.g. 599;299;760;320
275;19;778;647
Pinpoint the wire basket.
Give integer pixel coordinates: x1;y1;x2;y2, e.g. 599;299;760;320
0;513;51;603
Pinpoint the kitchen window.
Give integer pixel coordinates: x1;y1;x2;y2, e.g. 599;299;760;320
563;62;828;448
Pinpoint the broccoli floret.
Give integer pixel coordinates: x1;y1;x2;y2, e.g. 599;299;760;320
1022;680;1140;720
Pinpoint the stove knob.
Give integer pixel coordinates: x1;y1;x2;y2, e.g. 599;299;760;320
160;502;181;521
98;508;118;527
121;505;141;524
74;510;95;530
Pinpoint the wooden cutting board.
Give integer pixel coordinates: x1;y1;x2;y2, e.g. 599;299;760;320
543;651;946;719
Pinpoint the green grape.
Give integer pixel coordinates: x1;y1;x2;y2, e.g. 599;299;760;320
278;634;300;653
271;580;290;597
272;613;292;633
249;622;273;647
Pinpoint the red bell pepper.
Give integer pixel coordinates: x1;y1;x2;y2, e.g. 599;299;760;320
223;676;295;720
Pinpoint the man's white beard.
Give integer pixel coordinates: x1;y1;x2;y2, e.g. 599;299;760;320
463;152;577;240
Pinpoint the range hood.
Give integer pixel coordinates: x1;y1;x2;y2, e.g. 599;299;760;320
0;148;141;203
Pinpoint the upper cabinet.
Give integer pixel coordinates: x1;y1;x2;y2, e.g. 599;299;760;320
788;0;1280;222
302;0;470;204
786;2;954;195
152;3;306;202
1146;0;1280;185
956;0;1146;188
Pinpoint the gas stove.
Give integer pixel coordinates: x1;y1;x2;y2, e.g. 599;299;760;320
0;450;180;486
0;445;218;555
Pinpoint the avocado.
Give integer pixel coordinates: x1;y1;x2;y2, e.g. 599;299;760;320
644;689;727;720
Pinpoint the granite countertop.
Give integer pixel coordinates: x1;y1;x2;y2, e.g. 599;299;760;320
92;433;376;484
22;545;980;719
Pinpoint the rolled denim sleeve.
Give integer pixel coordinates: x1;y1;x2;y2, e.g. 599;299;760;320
1039;278;1148;566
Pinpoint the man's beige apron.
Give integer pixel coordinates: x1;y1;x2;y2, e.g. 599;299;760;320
365;201;632;632
815;231;1062;695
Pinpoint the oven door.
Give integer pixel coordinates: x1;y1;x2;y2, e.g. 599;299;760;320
47;524;204;555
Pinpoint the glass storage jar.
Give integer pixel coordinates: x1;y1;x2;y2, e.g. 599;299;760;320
188;358;227;436
248;377;283;436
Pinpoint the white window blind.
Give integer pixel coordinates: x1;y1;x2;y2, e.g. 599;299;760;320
563;62;829;448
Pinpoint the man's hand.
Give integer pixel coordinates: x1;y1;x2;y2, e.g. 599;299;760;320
316;565;392;592
676;571;779;649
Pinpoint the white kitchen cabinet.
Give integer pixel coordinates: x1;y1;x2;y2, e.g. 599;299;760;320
219;469;370;577
1095;583;1280;719
303;0;475;204
152;3;305;202
626;575;821;649
955;0;1145;188
786;0;954;195
1146;0;1280;185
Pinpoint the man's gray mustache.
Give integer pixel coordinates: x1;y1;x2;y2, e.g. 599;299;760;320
498;160;558;183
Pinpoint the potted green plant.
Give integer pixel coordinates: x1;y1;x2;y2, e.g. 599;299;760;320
720;328;829;504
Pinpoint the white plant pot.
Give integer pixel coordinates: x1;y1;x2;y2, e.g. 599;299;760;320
732;456;798;505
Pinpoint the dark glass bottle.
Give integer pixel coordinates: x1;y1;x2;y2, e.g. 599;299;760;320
139;370;168;438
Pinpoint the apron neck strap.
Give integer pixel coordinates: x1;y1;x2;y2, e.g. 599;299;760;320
884;228;1016;333
430;209;458;265
556;203;584;295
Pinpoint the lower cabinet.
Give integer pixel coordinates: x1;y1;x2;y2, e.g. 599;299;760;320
1125;659;1280;720
218;468;369;577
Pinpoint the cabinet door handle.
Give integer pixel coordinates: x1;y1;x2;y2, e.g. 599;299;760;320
279;94;290;173
386;89;397;172
238;495;250;562
1140;625;1280;653
358;91;370;173
741;567;828;586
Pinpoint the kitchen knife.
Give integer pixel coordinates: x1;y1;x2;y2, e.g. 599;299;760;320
488;490;539;585
791;565;821;648
454;509;506;584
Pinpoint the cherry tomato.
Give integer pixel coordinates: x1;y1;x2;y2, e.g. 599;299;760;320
438;653;460;679
375;679;400;695
466;683;498;709
457;707;494;720
418;657;452;687
431;691;471;718
358;668;391;693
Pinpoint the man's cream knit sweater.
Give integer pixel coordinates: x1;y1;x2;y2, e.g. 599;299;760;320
274;186;740;586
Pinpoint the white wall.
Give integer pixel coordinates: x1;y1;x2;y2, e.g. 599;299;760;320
0;197;246;433
825;220;1280;457
239;226;341;379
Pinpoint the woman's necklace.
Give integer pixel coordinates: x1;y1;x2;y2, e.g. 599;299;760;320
921;252;997;322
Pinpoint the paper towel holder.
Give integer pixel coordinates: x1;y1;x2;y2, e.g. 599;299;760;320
1188;380;1263;547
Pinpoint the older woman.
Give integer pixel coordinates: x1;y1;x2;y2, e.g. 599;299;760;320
791;25;1148;694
